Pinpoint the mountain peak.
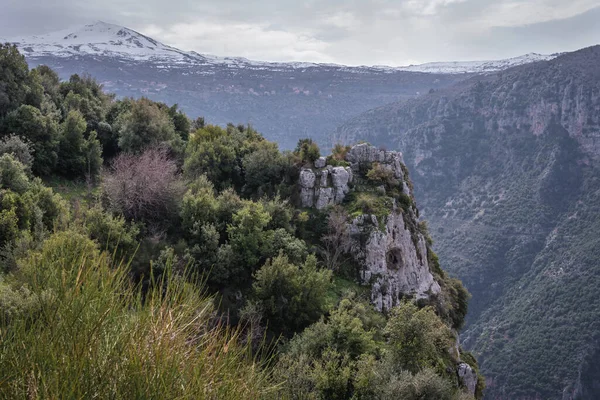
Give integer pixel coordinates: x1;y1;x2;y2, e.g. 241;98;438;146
7;21;186;61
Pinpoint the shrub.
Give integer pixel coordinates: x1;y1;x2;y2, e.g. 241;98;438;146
0;154;29;194
251;253;331;336
384;301;454;374
103;148;184;226
294;138;321;164
0;134;34;172
366;162;399;187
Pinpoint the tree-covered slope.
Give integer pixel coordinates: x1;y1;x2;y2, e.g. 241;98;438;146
0;44;481;399
334;45;600;399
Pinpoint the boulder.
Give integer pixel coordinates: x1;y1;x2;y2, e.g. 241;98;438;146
315;156;327;168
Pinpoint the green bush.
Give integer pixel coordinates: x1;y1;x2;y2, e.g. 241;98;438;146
251;253;331;335
294;138;321;164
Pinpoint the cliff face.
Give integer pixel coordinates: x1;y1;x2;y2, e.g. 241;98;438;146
299;144;441;311
333;46;600;399
297;143;479;396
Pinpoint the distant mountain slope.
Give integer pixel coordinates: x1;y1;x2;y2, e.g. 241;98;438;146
3;22;554;149
334;45;600;399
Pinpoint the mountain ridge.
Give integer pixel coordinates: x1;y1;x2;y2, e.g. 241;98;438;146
4;21;558;75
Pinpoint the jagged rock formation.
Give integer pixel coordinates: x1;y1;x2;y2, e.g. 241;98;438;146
348;212;440;310
298;143;480;395
300;143;440;310
458;363;478;396
299;165;352;209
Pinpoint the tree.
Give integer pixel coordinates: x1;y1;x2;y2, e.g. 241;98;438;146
251;253;331;336
242;141;285;198
0;44;30;117
58;110;87;177
384;301;454;374
60;74;112;132
183;125;239;189
115;97;180;154
0;134;34;173
227;201;272;271
0;153;29;194
294;138;321;164
4;105;59;175
168;104;191;141
102;147;184;226
321;207;351;272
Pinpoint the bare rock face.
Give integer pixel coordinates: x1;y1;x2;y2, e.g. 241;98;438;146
299;169;316;207
458;363;478;396
298;143;441;311
299;164;353;210
348;212;441;311
314;156;327;169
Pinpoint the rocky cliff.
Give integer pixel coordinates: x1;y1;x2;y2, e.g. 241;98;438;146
299;144;441;310
333;46;600;399
297;143;479;395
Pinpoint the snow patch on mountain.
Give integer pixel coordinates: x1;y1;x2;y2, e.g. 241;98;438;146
6;21;558;74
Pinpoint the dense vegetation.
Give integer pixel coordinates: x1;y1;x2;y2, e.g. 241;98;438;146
0;44;479;399
334;45;600;399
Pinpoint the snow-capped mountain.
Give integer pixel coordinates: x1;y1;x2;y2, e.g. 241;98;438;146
5;21;557;74
6;21;194;62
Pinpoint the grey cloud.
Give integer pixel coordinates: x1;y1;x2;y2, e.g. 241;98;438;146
0;0;598;65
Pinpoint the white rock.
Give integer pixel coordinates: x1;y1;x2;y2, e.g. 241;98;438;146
316;187;334;209
458;363;478;395
315;156;327;169
299;168;316;188
350;212;441;311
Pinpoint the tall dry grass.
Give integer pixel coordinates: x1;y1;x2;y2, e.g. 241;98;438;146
0;231;279;399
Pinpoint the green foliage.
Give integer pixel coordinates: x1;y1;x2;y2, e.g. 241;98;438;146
345;191;393;220
384;301;454;374
251;253;331;336
0;154;29;194
242;140;285;197
57;109;103;179
0;47;479;400
366;162;399;187
59;74;112;132
295;138;321;164
168;104;191;141
4;104;59;175
82;205;140;262
0;231;277;399
115;97;181;154
0;134;34;172
0;44;31;117
227;201;272;272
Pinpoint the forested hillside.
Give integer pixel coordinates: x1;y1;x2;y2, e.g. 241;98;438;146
334;45;600;399
0;44;481;399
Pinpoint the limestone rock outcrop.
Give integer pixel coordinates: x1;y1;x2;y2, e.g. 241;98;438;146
299;144;440;311
458;363;478;396
348;212;441;311
300;165;353;209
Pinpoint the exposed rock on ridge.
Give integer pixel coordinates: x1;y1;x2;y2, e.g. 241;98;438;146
349;212;440;311
300;143;440;311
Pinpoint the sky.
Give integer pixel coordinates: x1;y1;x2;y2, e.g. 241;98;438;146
1;0;599;66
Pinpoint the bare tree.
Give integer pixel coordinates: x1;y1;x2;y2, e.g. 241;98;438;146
103;147;184;226
321;206;352;271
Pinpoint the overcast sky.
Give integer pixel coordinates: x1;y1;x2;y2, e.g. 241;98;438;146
1;0;599;65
